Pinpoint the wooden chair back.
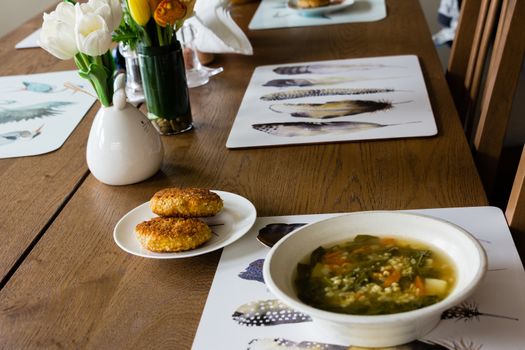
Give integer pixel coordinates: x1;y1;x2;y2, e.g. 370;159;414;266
507;145;525;257
507;148;525;234
445;0;525;199
447;0;498;125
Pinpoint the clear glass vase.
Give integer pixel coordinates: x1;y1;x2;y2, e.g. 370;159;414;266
118;43;144;104
137;41;193;135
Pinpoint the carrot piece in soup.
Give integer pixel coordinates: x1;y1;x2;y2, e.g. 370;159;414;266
383;269;401;287
414;275;426;296
380;237;396;245
323;251;347;265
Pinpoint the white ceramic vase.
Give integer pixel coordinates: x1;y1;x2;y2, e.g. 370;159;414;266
86;75;163;186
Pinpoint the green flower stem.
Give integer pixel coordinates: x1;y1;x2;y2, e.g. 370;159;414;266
156;25;165;46
76;53;90;71
74;52;114;107
140;26;152;46
94;55;103;69
166;24;173;45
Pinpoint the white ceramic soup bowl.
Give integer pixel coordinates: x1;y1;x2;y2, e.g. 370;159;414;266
262;211;487;348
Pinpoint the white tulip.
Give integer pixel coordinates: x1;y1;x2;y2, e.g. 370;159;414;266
80;0;123;32
106;0;123;32
38;2;78;60
74;4;113;57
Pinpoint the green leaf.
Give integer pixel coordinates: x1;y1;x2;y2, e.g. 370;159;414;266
113;6;142;49
76;54;113;107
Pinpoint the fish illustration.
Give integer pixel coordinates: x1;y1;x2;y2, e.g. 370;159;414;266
232;299;312;326
247;338;450;350
270;100;393;119
239;259;265;283
273;64;403;75
0;124;44;146
257;223;307;247
252;121;419;137
260;88;395;101
0;102;73;124
263;76;407;88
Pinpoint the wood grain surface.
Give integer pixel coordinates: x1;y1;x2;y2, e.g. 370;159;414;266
0;12;99;284
0;1;488;349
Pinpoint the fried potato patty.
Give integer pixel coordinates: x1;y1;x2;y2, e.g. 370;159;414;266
297;0;330;8
135;217;212;252
150;188;223;217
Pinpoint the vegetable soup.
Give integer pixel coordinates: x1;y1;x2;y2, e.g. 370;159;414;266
295;235;456;315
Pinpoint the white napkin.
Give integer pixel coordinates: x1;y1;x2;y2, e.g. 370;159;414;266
188;0;253;55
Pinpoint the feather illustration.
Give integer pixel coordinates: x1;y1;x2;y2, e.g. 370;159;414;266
432;339;482;350
0;124;44;146
260;88;395;101
252;121;419;137
232;299;312;326
0;102;73;124
270;100;393;119
247;338;450;350
257;223;307;247
273;64;403;75
441;300;518;322
263;76;407;88
247;338;347;350
239;259;265;283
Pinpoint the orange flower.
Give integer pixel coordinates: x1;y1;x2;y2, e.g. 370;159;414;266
148;0;161;11
153;0;187;27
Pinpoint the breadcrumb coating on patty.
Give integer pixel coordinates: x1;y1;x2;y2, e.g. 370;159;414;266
150;188;224;218
135;217;212;252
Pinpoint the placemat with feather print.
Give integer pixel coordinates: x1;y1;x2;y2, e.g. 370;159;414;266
192;207;525;350
226;55;437;148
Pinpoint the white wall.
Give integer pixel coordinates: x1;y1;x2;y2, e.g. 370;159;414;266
0;0;58;37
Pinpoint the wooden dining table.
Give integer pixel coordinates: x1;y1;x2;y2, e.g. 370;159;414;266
0;0;490;348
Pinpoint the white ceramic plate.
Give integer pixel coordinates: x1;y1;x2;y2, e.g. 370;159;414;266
113;190;257;259
287;0;355;16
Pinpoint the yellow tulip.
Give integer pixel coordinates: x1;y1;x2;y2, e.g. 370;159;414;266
128;0;151;26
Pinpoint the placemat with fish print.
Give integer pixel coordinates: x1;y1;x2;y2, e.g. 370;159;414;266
192;207;525;349
226;55;437;148
249;0;386;30
0;70;96;159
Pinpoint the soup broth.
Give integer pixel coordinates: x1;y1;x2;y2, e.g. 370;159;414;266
295;235;456;315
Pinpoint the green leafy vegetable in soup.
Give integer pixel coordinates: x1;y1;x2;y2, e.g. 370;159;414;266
295;235;455;315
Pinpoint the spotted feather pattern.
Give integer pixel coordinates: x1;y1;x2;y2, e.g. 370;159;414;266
232;299;312;326
260;88;395;101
